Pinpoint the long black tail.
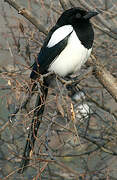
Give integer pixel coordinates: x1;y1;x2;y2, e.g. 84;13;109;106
18;78;48;173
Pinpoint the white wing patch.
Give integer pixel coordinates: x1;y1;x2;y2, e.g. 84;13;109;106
49;30;92;77
47;25;73;48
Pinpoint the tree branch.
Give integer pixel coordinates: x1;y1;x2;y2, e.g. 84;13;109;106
4;0;48;35
88;55;117;102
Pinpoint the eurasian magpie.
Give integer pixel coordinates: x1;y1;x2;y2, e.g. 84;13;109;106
19;7;98;173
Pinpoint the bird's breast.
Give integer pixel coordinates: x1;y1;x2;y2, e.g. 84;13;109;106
48;30;92;77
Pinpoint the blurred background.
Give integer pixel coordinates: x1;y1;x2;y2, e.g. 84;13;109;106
0;0;117;179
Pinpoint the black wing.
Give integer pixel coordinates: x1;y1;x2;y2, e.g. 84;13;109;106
30;26;73;79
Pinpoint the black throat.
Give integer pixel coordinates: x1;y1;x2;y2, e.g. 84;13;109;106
73;21;94;49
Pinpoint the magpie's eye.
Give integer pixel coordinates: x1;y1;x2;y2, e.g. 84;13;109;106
76;13;81;19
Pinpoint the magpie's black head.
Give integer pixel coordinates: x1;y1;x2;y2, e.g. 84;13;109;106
57;7;98;26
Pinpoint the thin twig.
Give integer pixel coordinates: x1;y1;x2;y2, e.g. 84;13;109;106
59;0;69;10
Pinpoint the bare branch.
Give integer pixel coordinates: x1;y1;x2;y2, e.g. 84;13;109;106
88;55;117;102
59;0;69;10
4;0;48;35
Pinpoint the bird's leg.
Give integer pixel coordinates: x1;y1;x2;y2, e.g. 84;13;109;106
56;75;81;98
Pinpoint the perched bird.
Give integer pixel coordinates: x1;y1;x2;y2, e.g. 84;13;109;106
19;7;98;173
30;7;98;118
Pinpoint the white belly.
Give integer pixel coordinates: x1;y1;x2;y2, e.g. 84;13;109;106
49;30;92;77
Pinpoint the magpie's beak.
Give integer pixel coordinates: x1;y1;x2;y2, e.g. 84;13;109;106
83;11;99;20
